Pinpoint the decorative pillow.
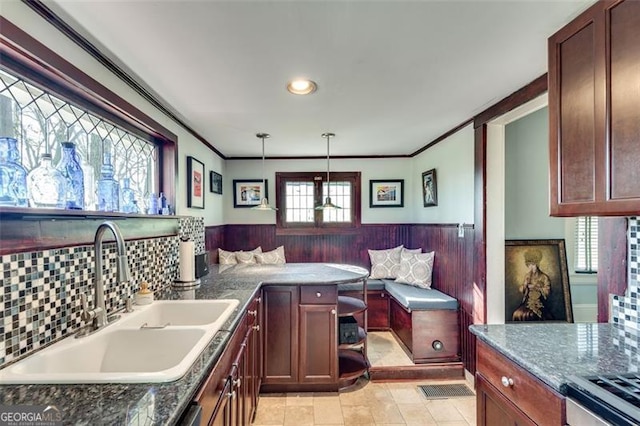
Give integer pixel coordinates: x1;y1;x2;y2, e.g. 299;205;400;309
395;251;435;288
256;246;286;264
218;247;262;264
236;251;257;264
235;246;262;264
368;245;404;279
218;248;237;265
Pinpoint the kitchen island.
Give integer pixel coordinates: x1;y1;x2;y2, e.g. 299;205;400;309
0;263;368;425
470;322;640;425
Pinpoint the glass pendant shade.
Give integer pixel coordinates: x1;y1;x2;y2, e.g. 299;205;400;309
252;133;277;211
315;132;341;210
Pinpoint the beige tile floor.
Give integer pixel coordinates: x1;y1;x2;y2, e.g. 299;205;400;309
253;332;476;425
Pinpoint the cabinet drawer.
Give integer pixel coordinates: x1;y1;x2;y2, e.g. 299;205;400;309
477;341;565;425
300;285;337;304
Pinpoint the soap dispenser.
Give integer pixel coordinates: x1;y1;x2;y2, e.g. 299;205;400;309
135;282;154;305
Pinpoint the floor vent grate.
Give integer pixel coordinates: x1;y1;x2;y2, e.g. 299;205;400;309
418;384;475;399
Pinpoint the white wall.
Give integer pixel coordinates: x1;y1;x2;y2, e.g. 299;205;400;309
412;124;475;225
2;2;225;225
224;158;415;224
4;3;474;230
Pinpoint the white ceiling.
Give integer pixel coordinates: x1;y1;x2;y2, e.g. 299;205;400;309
46;0;592;158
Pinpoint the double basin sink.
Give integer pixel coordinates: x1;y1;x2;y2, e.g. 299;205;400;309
0;299;239;384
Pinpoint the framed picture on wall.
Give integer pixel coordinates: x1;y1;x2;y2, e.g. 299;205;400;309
233;179;267;207
422;168;438;207
187;156;204;209
210;171;223;194
505;239;573;323
369;179;404;208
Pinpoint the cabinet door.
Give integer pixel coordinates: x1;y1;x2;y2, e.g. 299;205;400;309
476;375;535;426
209;379;233;426
607;0;640;204
263;286;299;384
245;294;262;423
549;0;640;216
299;304;338;383
548;1;604;216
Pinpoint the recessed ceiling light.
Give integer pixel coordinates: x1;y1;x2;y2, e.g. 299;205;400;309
286;79;317;95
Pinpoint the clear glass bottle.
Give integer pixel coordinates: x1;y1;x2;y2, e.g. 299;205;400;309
82;160;96;211
27;153;66;208
0;136;28;207
55;142;84;210
147;192;158;215
120;177;137;213
96;153;119;212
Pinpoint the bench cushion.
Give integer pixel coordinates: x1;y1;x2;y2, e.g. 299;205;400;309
383;280;458;311
338;279;386;292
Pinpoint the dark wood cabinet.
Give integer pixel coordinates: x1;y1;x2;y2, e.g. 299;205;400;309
475;341;565;425
299;300;338;383
549;0;640;216
476;375;535;426
262;284;341;392
262;285;299;386
192;292;262;426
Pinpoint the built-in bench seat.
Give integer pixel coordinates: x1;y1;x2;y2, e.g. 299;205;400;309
341;278;460;364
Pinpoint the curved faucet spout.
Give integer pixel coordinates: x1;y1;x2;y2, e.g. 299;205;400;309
92;221;130;328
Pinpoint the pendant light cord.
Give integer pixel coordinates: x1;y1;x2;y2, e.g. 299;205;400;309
322;132;335;199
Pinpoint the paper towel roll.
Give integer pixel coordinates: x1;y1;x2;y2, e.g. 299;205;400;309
179;240;195;282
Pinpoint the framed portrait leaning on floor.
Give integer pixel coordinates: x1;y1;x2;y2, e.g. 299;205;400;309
505;239;573;323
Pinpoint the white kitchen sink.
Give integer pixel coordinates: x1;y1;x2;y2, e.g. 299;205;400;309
0;299;240;384
129;300;241;327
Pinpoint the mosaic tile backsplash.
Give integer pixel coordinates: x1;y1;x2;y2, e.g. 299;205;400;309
0;216;204;367
611;217;639;329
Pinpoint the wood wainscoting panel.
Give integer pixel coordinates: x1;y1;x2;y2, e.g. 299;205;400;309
205;222;476;373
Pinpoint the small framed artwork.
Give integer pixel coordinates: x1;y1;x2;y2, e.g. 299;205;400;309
210;171;223;194
369;179;404;208
233;179;267;208
187;156;204;209
422;168;438;207
505;239;573;323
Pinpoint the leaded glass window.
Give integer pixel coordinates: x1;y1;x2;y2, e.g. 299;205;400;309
0;67;158;213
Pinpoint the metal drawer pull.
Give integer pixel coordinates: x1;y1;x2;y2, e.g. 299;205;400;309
316;292;322;297
501;376;514;387
248;310;257;316
252;325;260;331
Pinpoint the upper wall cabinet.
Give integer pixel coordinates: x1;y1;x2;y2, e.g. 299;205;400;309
548;0;640;216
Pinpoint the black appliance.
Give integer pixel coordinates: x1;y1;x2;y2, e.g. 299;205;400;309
566;373;640;425
195;252;209;279
339;316;359;344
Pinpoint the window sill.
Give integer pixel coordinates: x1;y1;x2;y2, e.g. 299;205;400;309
275;226;361;236
0;207;178;220
0;207;179;256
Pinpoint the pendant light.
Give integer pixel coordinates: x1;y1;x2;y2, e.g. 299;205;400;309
252;133;277;211
315;132;341;210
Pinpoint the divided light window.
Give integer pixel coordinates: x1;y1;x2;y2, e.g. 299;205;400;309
0;67;158;213
574;216;598;273
276;172;361;231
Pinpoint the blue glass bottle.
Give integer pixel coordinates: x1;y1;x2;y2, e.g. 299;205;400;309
55;142;84;210
0;137;28;207
27;153;66;208
120;177;137;213
96;153;119;212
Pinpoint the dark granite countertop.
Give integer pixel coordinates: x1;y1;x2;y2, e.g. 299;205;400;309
470;322;640;394
0;263;368;425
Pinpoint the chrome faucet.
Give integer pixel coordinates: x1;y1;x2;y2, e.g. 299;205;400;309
81;221;131;330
